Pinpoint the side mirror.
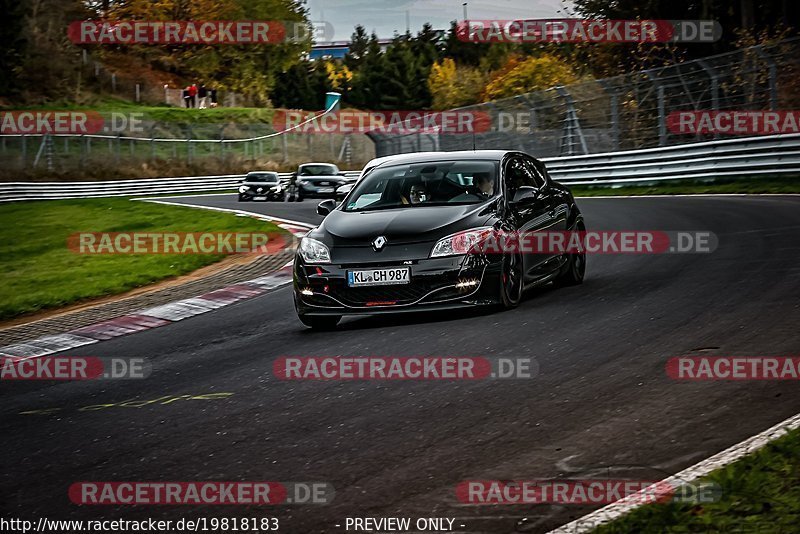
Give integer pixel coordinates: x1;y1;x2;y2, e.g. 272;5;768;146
316;199;336;216
510;186;539;206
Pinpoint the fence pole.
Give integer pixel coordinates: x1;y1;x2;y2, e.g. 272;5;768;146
598;80;620;151
135;84;141;103
754;46;778;110
111;73;117;93
21;135;27;168
698;60;720;141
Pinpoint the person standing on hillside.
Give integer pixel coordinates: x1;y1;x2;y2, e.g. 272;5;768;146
198;84;208;109
183;86;191;108
188;84;198;108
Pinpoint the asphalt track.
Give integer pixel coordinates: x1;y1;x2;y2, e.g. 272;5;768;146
2;194;799;533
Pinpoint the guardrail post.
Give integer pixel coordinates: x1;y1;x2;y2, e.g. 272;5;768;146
21;134;27;168
115;133;121;164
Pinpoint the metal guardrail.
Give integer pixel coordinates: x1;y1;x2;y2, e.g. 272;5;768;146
0;134;797;202
542;133;800;186
0;172;361;202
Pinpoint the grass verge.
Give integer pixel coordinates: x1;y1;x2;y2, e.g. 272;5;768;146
0;198;284;320
593;427;800;532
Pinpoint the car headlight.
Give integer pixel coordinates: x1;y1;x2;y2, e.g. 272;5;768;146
298;179;309;186
430;227;495;258
238;186;248;193
271;185;282;192
299;237;331;263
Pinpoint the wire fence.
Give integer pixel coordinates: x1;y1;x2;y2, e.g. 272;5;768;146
369;38;800;158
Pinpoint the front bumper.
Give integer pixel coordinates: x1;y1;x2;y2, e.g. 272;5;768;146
298;184;341;199
293;253;503;316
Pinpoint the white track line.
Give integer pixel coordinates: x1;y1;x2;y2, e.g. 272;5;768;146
134;197;317;230
547;411;800;533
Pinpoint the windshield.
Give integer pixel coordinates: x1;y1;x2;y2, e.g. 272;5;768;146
344;160;498;212
300;165;337;176
246;173;278;183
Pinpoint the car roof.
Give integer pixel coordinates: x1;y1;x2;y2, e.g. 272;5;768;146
299;162;337;167
366;150;517;169
247;171;278;175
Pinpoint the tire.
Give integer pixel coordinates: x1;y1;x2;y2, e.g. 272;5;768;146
500;251;524;308
553;220;587;287
298;314;341;330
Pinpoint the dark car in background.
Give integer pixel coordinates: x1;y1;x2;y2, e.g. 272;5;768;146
294;163;349;200
293;150;586;329
238;171;284;202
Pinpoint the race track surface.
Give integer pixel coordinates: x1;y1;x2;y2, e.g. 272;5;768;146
3;194;799;533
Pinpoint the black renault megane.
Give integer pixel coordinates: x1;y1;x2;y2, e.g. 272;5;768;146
293;150;586;329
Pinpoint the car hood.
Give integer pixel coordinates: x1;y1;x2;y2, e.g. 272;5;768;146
319;203;494;245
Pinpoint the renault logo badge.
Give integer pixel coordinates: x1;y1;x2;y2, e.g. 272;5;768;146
373;236;387;251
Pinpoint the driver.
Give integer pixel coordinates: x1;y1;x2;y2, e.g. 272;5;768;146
409;184;429;205
473;172;494;196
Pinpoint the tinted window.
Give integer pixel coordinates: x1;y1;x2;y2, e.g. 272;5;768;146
246;173;278;183
300;165;338;176
344;160;499;212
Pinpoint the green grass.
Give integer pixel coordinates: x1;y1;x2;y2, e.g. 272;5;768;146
593;427;800;533
1;98;276;125
0;198;284;320
571;176;800;197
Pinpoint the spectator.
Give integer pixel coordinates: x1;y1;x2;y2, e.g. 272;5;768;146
209;88;218;108
188;84;198;108
182;87;191;108
198;84;208;109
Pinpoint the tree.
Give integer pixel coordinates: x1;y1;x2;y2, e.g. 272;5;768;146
428;58;485;110
482;55;577;101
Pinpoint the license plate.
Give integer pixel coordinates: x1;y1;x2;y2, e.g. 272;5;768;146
253;196;266;200
318;187;334;193
348;267;410;287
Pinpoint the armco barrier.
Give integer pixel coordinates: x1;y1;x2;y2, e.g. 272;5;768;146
0;134;797;202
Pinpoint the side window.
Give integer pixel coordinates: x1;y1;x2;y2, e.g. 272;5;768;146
524;159;547;189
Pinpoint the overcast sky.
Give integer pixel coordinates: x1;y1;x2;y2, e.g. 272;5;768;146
303;0;575;41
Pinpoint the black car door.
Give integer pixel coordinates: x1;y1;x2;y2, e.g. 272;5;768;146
504;156;555;283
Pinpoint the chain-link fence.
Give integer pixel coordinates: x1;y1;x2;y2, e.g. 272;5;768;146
370;38;800;158
0;128;375;178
